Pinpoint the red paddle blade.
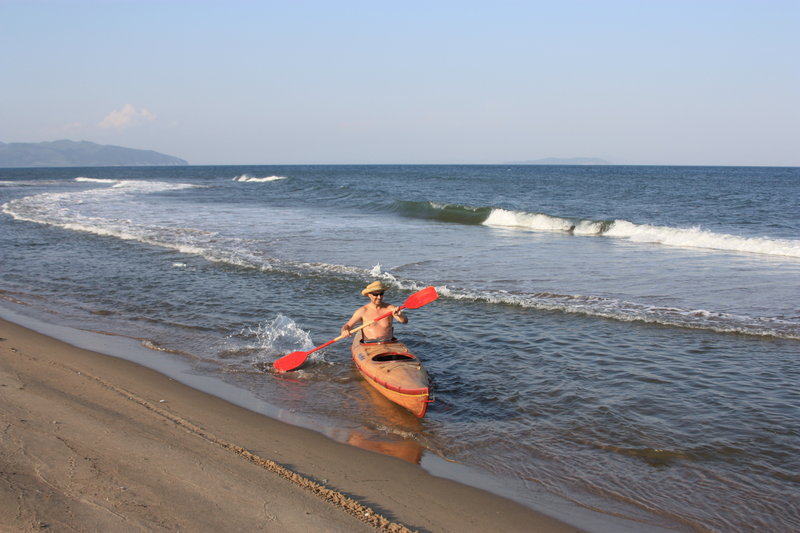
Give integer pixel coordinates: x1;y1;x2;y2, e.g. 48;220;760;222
403;286;438;309
273;350;309;372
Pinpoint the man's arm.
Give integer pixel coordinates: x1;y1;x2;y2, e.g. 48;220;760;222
392;305;408;324
341;308;364;336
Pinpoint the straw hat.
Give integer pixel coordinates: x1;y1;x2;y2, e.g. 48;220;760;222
361;280;388;296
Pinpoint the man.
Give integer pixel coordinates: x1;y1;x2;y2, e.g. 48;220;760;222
341;281;407;342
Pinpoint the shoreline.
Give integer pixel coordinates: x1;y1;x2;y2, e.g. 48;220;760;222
0;316;581;532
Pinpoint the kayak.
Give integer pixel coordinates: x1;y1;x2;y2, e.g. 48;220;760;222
351;331;431;418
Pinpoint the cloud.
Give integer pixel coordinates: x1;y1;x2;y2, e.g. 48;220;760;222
99;104;156;129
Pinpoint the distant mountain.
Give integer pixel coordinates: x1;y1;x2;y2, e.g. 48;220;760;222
508;157;611;165
0;140;188;167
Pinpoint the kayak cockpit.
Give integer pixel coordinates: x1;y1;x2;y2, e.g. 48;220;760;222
372;352;416;362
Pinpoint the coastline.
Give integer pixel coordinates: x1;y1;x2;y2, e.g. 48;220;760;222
0;317;579;533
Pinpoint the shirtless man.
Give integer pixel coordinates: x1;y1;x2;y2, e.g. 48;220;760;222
341;281;407;342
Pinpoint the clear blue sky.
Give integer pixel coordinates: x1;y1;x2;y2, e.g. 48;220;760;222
2;0;798;165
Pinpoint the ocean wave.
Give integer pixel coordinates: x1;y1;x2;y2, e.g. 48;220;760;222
4;183;798;339
484;208;579;232
393;201;800;258
0;179;70;187
488;209;800;258
2;185;419;323
233;174;287;183
1;180;377;283
72;177;198;191
1;180;205;248
602;220;800;257
434;286;800;340
75;177;119;184
391;200;492;225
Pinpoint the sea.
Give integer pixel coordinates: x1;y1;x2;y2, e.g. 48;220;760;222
1;165;798;532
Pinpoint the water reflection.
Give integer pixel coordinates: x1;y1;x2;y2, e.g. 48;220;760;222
345;381;424;464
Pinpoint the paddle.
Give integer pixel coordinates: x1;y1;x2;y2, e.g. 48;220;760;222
273;286;438;372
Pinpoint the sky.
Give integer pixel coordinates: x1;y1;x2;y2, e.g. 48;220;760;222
2;0;798;166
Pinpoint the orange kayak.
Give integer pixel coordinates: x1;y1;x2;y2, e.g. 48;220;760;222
351;331;431;418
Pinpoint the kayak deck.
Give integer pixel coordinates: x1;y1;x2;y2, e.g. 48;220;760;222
351;331;430;418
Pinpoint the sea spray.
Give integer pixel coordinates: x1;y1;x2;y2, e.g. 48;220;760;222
220;315;318;372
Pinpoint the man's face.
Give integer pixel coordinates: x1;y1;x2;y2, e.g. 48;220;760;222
369;291;385;303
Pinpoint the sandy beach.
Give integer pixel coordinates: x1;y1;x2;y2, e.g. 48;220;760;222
0;317;578;533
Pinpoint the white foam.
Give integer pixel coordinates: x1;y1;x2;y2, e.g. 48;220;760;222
1;179;79;187
109;179;198;192
368;264;387;279
572;219;607;235
603;220;800;257
233;174;287;183
434;285;800;340
75;177;118;184
369;264;398;282
1;179;384;287
482;208;800;258
484;208;574;232
250;314;316;363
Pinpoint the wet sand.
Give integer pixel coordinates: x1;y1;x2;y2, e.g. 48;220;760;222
0;318;579;533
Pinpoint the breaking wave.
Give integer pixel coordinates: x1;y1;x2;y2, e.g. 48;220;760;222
392;200;492;225
75;177;119;184
394;201;800;258
233;174;287;183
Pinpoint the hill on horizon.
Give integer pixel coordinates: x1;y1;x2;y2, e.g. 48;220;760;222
0;140;188;167
507;157;611;165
